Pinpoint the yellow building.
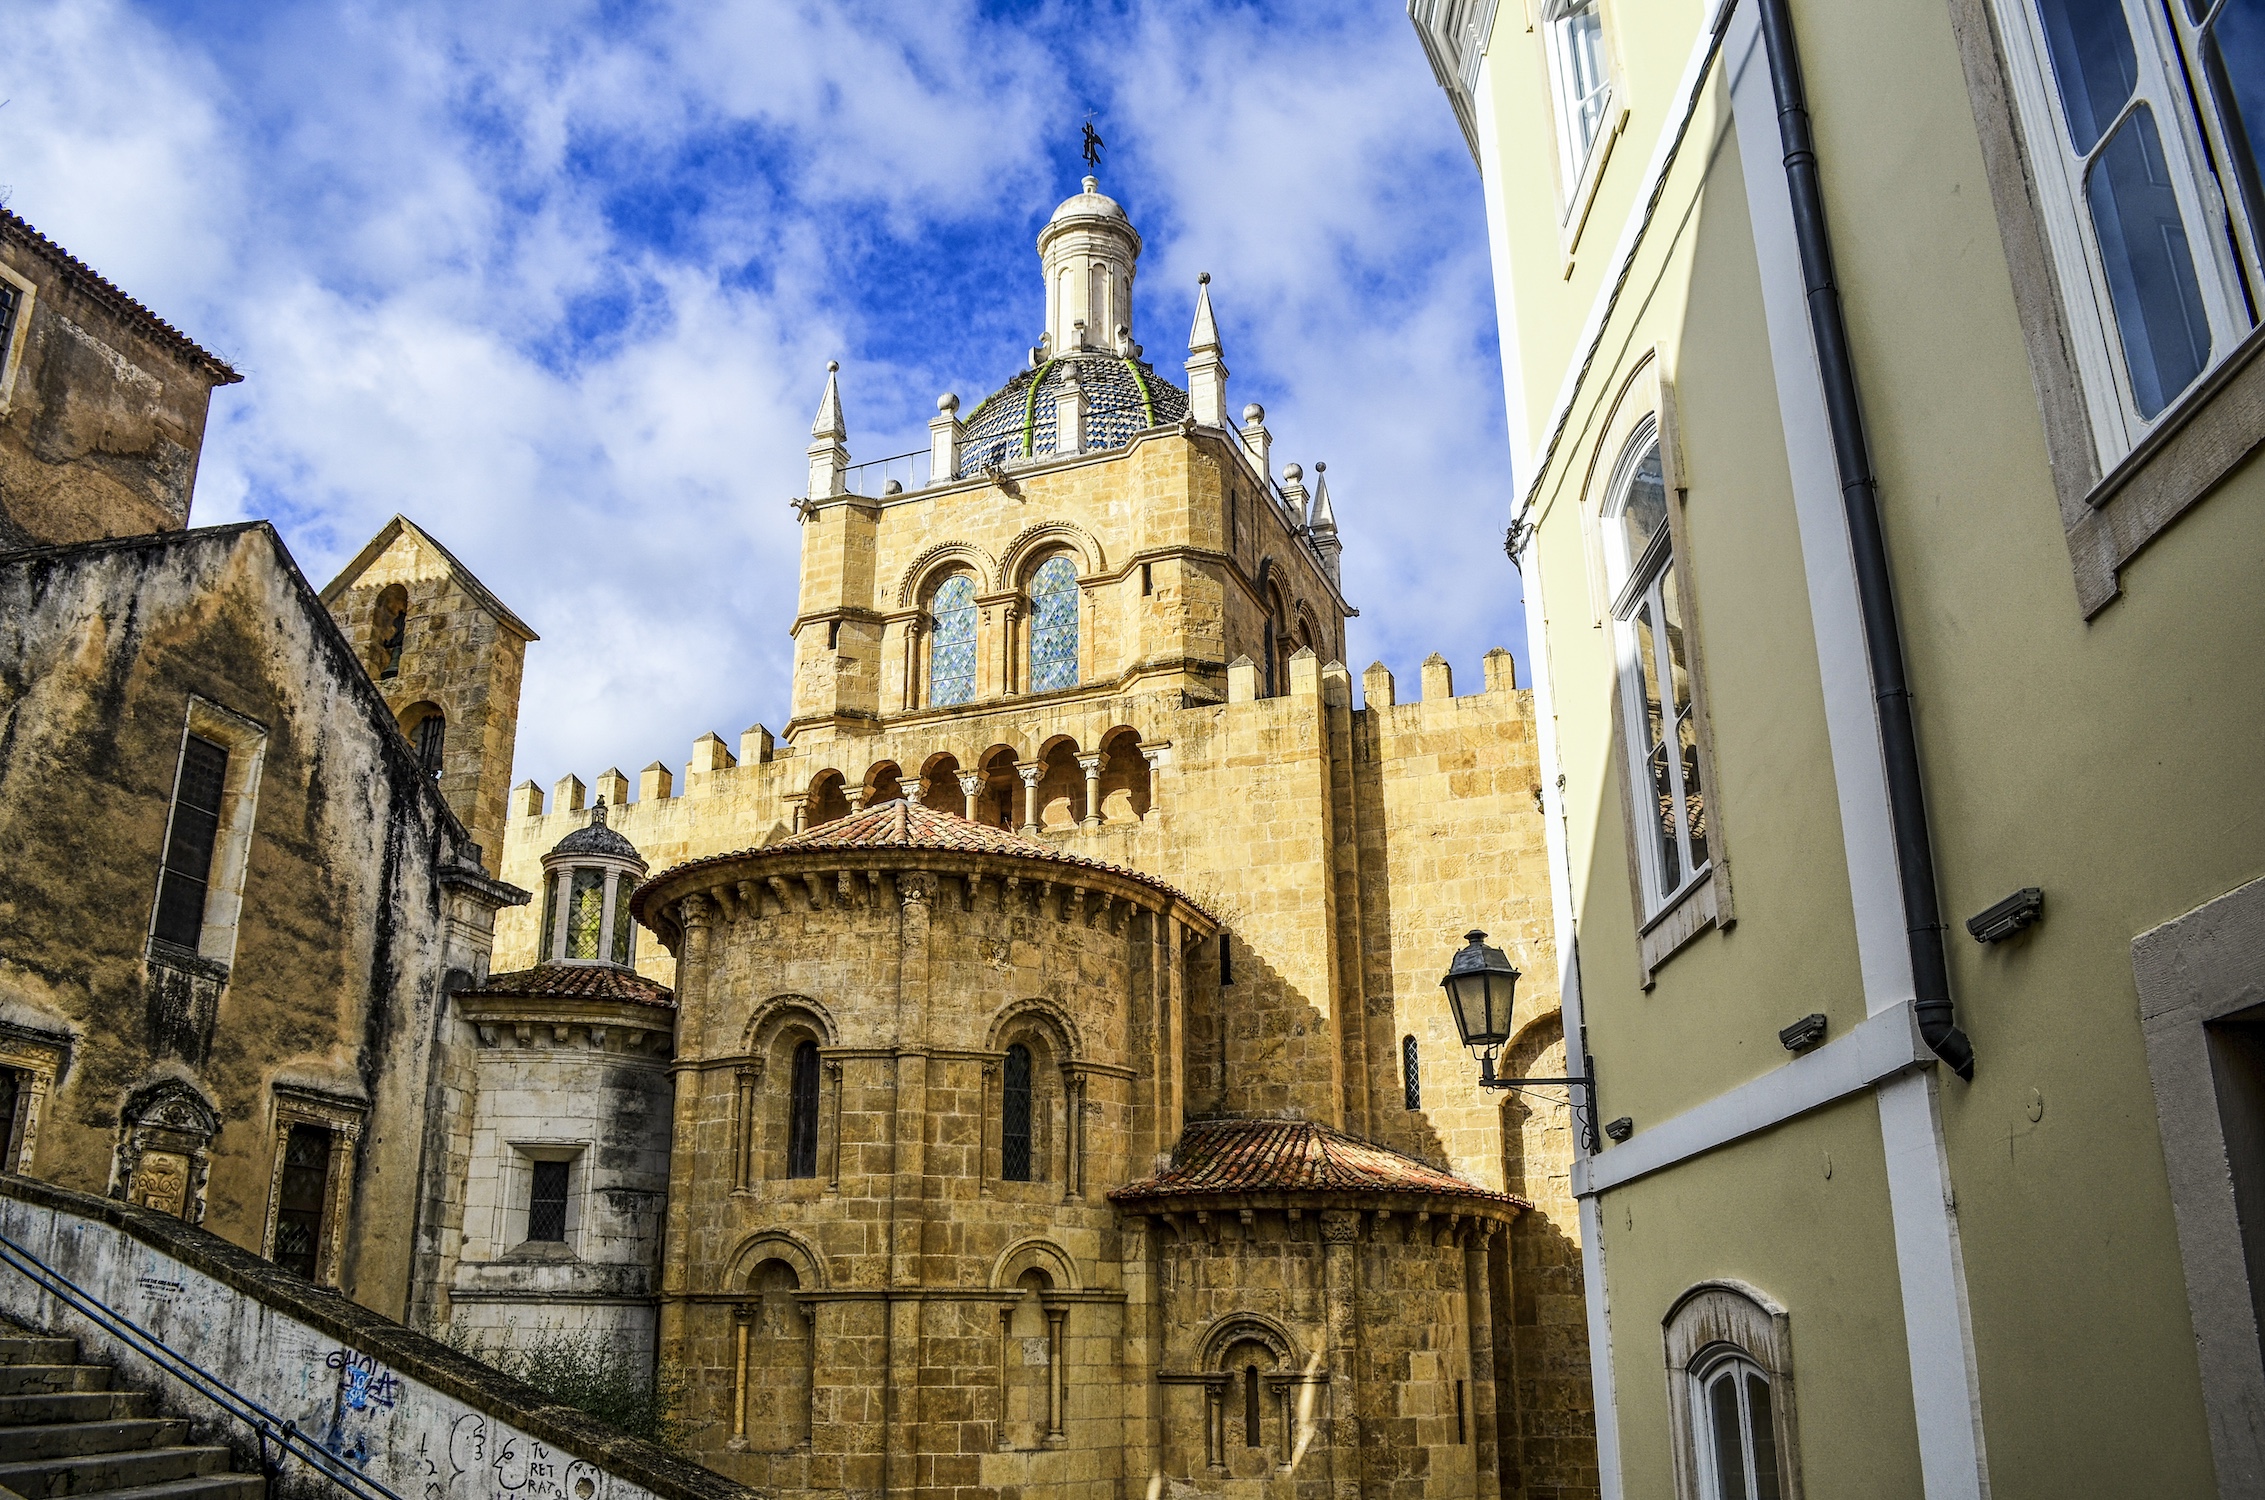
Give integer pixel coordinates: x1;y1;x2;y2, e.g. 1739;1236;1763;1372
1412;0;2265;1493
475;177;1597;1498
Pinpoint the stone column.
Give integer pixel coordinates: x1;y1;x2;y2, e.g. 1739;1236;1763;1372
959;772;983;822
1320;1210;1361;1500
848;783;870;813
1017;763;1044;836
784;793;809;834
1076;752;1106;829
1044;1305;1068;1443
1001;603;1022;696
979;1061;998;1198
1464;1225;1503;1500
997;1306;1016;1450
733;1065;760;1192
1123;1217;1160;1486
730;1302;754;1450
902;619;924;712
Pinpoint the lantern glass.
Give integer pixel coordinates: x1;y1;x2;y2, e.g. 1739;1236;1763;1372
1441;929;1519;1056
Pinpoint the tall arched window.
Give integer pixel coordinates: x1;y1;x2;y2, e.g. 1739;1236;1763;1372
1027;555;1080;693
414;710;445;777
372;585;407;679
787;1041;820;1179
1403;1035;1422;1111
1002;1043;1034;1181
1692;1351;1781;1500
1606;423;1709;911
930;573;977;707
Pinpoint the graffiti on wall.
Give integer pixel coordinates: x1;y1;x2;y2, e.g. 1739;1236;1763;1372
312;1346;609;1500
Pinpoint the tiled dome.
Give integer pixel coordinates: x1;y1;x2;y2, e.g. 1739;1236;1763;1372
957;352;1188;477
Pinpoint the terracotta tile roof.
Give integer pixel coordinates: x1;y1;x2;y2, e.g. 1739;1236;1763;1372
1110;1117;1524;1207
0;208;241;384
457;963;675;1009
635;799;1214;924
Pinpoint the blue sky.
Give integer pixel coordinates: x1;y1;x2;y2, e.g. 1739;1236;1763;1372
4;0;1523;788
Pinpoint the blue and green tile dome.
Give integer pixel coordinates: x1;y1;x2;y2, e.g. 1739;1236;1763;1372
956;351;1187;477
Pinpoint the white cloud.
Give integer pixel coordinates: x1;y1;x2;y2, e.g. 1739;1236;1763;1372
1;0;1524;794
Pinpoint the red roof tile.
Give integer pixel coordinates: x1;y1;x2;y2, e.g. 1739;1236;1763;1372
634;799;1214;924
1;208;241;384
1110;1117;1524;1207
457;963;675;1008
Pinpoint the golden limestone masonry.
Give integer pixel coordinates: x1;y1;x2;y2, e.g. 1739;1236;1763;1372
409;176;1596;1500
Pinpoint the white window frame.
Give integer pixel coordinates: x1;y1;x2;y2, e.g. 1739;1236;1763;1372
1604;420;1709;917
1990;0;2258;466
1663;1280;1804;1500
1690;1351;1780;1500
1542;0;1620;240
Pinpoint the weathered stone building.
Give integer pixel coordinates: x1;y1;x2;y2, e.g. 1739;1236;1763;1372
466;177;1593;1499
0;521;524;1317
0;208;241;549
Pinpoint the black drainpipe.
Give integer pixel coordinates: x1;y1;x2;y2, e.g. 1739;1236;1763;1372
1756;0;1975;1079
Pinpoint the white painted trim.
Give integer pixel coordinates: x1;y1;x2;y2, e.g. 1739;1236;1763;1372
1724;8;1990;1494
1518;519;1623;1498
1517;0;1737;526
1573;1001;1932;1197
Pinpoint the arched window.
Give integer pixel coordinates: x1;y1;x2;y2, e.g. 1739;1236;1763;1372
565;869;605;959
1002;1043;1034;1181
1403;1035;1421;1111
787;1040;820;1179
372;585;407;679
1605;423;1708;911
1027;555;1080;693
414;710;445;777
930;573;977;707
1692;1352;1781;1500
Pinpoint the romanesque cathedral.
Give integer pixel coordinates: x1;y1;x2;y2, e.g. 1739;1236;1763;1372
0;173;1587;1500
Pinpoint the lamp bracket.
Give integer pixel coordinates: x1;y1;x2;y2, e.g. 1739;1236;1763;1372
1477;1052;1602;1154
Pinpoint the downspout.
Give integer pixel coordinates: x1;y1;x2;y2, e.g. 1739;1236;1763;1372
1755;0;1974;1078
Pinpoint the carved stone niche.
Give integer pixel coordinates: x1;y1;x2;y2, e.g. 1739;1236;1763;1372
112;1080;221;1224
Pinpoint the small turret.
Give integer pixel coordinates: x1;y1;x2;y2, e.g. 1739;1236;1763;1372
1309;461;1343;585
807;361;849;498
1187;273;1230;428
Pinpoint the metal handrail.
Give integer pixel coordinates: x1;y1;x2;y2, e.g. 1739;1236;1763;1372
842;447;932;497
0;1225;405;1500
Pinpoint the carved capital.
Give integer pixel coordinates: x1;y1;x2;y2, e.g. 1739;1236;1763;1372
679;892;716;930
898;871;936;907
1017;763;1045;788
958;772;985;797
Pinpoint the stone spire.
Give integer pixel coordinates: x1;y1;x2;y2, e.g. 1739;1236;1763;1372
1309;461;1343;585
1186;272;1230;428
807;360;848;498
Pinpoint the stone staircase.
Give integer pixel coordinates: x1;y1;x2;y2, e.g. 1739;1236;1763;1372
0;1321;261;1500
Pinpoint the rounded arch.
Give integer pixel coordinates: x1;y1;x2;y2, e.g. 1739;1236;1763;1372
726;1229;828;1292
1000;521;1101;586
974;744;1023;830
990;1236;1081;1292
898;541;1001;607
806;769;850;828
916;751;965;813
985;996;1083;1062
1197;1311;1302;1371
1032;736;1086;828
1096;726;1151;824
371;583;409;678
1034;732;1083;761
741;993;838;1054
861;760;904;804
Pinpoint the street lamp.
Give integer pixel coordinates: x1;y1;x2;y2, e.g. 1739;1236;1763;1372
1439;929;1601;1153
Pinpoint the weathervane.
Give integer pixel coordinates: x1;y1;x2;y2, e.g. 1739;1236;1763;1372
1081;122;1105;172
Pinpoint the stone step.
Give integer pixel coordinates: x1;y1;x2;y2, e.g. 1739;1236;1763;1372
0;1337;81;1369
0;1422;191;1463
0;1394;156;1428
0;1444;231;1497
0;1369;111;1397
65;1478;262;1500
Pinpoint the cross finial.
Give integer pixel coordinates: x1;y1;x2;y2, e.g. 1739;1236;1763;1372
1081;122;1104;172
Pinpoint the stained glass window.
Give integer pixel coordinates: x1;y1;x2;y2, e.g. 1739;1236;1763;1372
1028;556;1080;693
930;573;977;707
567;868;605;960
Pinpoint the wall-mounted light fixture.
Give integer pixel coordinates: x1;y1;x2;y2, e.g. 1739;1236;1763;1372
1779;1014;1828;1053
1440;929;1600;1152
1966;887;2044;944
